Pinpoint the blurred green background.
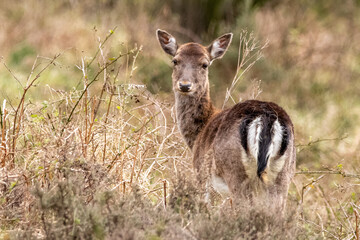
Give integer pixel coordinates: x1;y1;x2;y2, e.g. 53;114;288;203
1;0;360;170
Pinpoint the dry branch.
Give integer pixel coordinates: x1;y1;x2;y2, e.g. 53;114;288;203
296;135;348;153
296;170;360;179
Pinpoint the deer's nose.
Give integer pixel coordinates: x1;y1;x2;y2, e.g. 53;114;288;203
178;82;192;92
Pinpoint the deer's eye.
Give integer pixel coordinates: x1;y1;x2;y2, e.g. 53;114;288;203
202;63;208;69
172;59;178;65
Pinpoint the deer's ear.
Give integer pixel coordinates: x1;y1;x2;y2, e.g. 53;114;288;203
156;29;178;56
207;33;233;61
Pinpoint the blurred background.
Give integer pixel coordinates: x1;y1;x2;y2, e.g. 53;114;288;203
1;0;360;176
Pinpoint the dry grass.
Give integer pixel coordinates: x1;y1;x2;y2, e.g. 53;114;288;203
0;30;192;238
1;0;360;239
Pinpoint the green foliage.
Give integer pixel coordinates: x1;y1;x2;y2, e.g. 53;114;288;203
9;44;36;66
140;59;173;93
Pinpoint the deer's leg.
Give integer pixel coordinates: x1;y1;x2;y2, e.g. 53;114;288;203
197;148;225;205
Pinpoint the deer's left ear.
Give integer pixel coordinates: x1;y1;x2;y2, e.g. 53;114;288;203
207;33;233;61
156;29;178;56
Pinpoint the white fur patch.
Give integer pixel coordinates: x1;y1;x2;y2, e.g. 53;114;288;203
243;118;288;184
211;175;230;194
247;117;262;161
267;120;283;159
267;120;287;182
210;41;224;59
267;154;287;184
270;154;287;174
165;37;177;55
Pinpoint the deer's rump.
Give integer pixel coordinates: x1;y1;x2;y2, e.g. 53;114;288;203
193;99;295;188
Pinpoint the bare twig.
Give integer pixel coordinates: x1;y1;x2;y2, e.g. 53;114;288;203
354;208;359;240
163;179;167;208
222;30;267;109
296;135;348;152
63;50;132;131
86;27;117;68
300;174;325;204
9;54;60;166
296;170;360;179
0;100;7;166
129;128;144;185
1;63;23;88
338;199;357;239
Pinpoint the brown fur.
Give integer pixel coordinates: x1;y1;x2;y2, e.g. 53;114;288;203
156;29;296;211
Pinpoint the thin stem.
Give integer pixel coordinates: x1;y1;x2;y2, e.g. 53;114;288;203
63;51;131;132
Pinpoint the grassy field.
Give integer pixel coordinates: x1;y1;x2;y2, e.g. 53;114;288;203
1;0;360;239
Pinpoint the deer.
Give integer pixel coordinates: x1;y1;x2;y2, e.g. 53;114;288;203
156;29;296;211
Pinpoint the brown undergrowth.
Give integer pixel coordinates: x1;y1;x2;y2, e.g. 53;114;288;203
0;29;301;240
0;16;359;238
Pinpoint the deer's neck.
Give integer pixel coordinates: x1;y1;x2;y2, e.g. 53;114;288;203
175;91;216;150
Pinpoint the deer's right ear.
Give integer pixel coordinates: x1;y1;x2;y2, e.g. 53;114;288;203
156;29;178;56
207;33;233;61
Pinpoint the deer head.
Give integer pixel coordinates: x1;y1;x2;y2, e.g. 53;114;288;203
156;29;233;98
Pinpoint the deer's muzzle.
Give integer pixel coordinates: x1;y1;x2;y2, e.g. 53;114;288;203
178;82;192;93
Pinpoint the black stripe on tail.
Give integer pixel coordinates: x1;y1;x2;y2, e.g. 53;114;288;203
239;116;256;154
279;119;290;156
239;113;291;180
257;115;276;179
